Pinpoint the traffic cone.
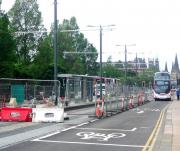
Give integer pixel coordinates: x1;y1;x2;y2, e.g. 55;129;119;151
96;98;102;118
138;95;142;106
129;96;134;109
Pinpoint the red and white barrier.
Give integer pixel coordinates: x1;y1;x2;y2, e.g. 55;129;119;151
128;96;134;109
95;98;104;118
0;109;2;121
0;107;32;122
138;95;143;106
32;108;64;123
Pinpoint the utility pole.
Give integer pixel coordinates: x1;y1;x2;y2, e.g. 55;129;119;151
87;24;115;101
0;0;2;13
99;25;103;101
116;44;136;84
136;52;138;74
125;45;127;82
54;0;58;105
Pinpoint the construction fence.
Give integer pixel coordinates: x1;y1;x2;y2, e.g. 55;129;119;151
0;77;153;108
0;78;61;108
59;76;153;105
60;76;153;117
0;77;153;121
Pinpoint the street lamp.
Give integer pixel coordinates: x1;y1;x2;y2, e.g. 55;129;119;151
53;0;58;105
87;24;115;100
0;0;2;12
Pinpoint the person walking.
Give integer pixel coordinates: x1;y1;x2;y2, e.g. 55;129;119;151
176;88;180;100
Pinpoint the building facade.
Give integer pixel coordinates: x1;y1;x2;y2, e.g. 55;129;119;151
171;54;180;85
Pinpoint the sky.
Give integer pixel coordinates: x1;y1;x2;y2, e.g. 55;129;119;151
2;0;180;71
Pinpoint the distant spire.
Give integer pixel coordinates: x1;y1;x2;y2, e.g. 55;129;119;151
165;62;168;72
174;53;179;73
171;62;174;73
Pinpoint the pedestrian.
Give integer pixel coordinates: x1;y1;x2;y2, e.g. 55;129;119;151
176;88;180;100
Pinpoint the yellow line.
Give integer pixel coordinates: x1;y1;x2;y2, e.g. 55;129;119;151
141;108;166;151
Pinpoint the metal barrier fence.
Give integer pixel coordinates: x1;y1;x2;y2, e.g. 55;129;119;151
60;77;153;116
64;78;94;106
103;85;152;117
0;77;153;119
0;78;61;107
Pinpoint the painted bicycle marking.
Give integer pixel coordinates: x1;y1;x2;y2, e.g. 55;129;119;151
76;132;126;141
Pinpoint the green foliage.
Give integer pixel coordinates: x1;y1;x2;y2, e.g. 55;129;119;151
31;36;53;79
1;0;156;82
102;64;124;78
125;68;157;86
0;12;16;77
8;0;46;64
56;17;99;75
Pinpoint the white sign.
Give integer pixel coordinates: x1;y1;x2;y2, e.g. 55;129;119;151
76;132;126;141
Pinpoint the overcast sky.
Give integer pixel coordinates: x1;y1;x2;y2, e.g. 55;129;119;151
2;0;180;71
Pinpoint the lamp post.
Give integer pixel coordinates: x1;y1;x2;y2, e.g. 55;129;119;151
99;25;103;100
0;0;2;12
87;24;115;100
116;44;136;84
54;0;58;105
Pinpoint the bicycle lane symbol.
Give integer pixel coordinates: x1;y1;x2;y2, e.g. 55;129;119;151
76;132;126;141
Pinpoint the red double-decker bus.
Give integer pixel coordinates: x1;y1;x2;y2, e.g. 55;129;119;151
153;72;172;101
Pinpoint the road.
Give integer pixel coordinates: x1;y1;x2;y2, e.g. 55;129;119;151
0;101;169;151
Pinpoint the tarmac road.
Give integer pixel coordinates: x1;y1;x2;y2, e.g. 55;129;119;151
0;101;169;151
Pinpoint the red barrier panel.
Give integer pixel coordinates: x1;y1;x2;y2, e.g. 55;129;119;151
1;107;32;122
0;109;1;121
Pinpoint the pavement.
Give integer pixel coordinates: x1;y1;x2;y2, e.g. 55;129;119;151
150;99;180;151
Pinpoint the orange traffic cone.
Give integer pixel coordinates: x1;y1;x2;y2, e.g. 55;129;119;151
96;98;102;118
138;95;142;106
129;96;134;109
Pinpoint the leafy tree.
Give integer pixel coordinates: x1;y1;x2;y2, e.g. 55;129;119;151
30;35;54;79
57;17;98;75
0;12;16;77
102;64;124;78
8;0;46;65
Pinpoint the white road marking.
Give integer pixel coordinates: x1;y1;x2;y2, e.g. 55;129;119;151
32;119;98;141
33;139;149;148
76;132;126;141
137;110;144;114
140;127;151;129
74;127;137;132
61;126;77;132
32;130;61;141
152;109;160;112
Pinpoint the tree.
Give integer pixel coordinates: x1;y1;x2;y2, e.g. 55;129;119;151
0;12;16;77
8;0;46;65
102;64;123;78
57;17;98;75
30;35;54;79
